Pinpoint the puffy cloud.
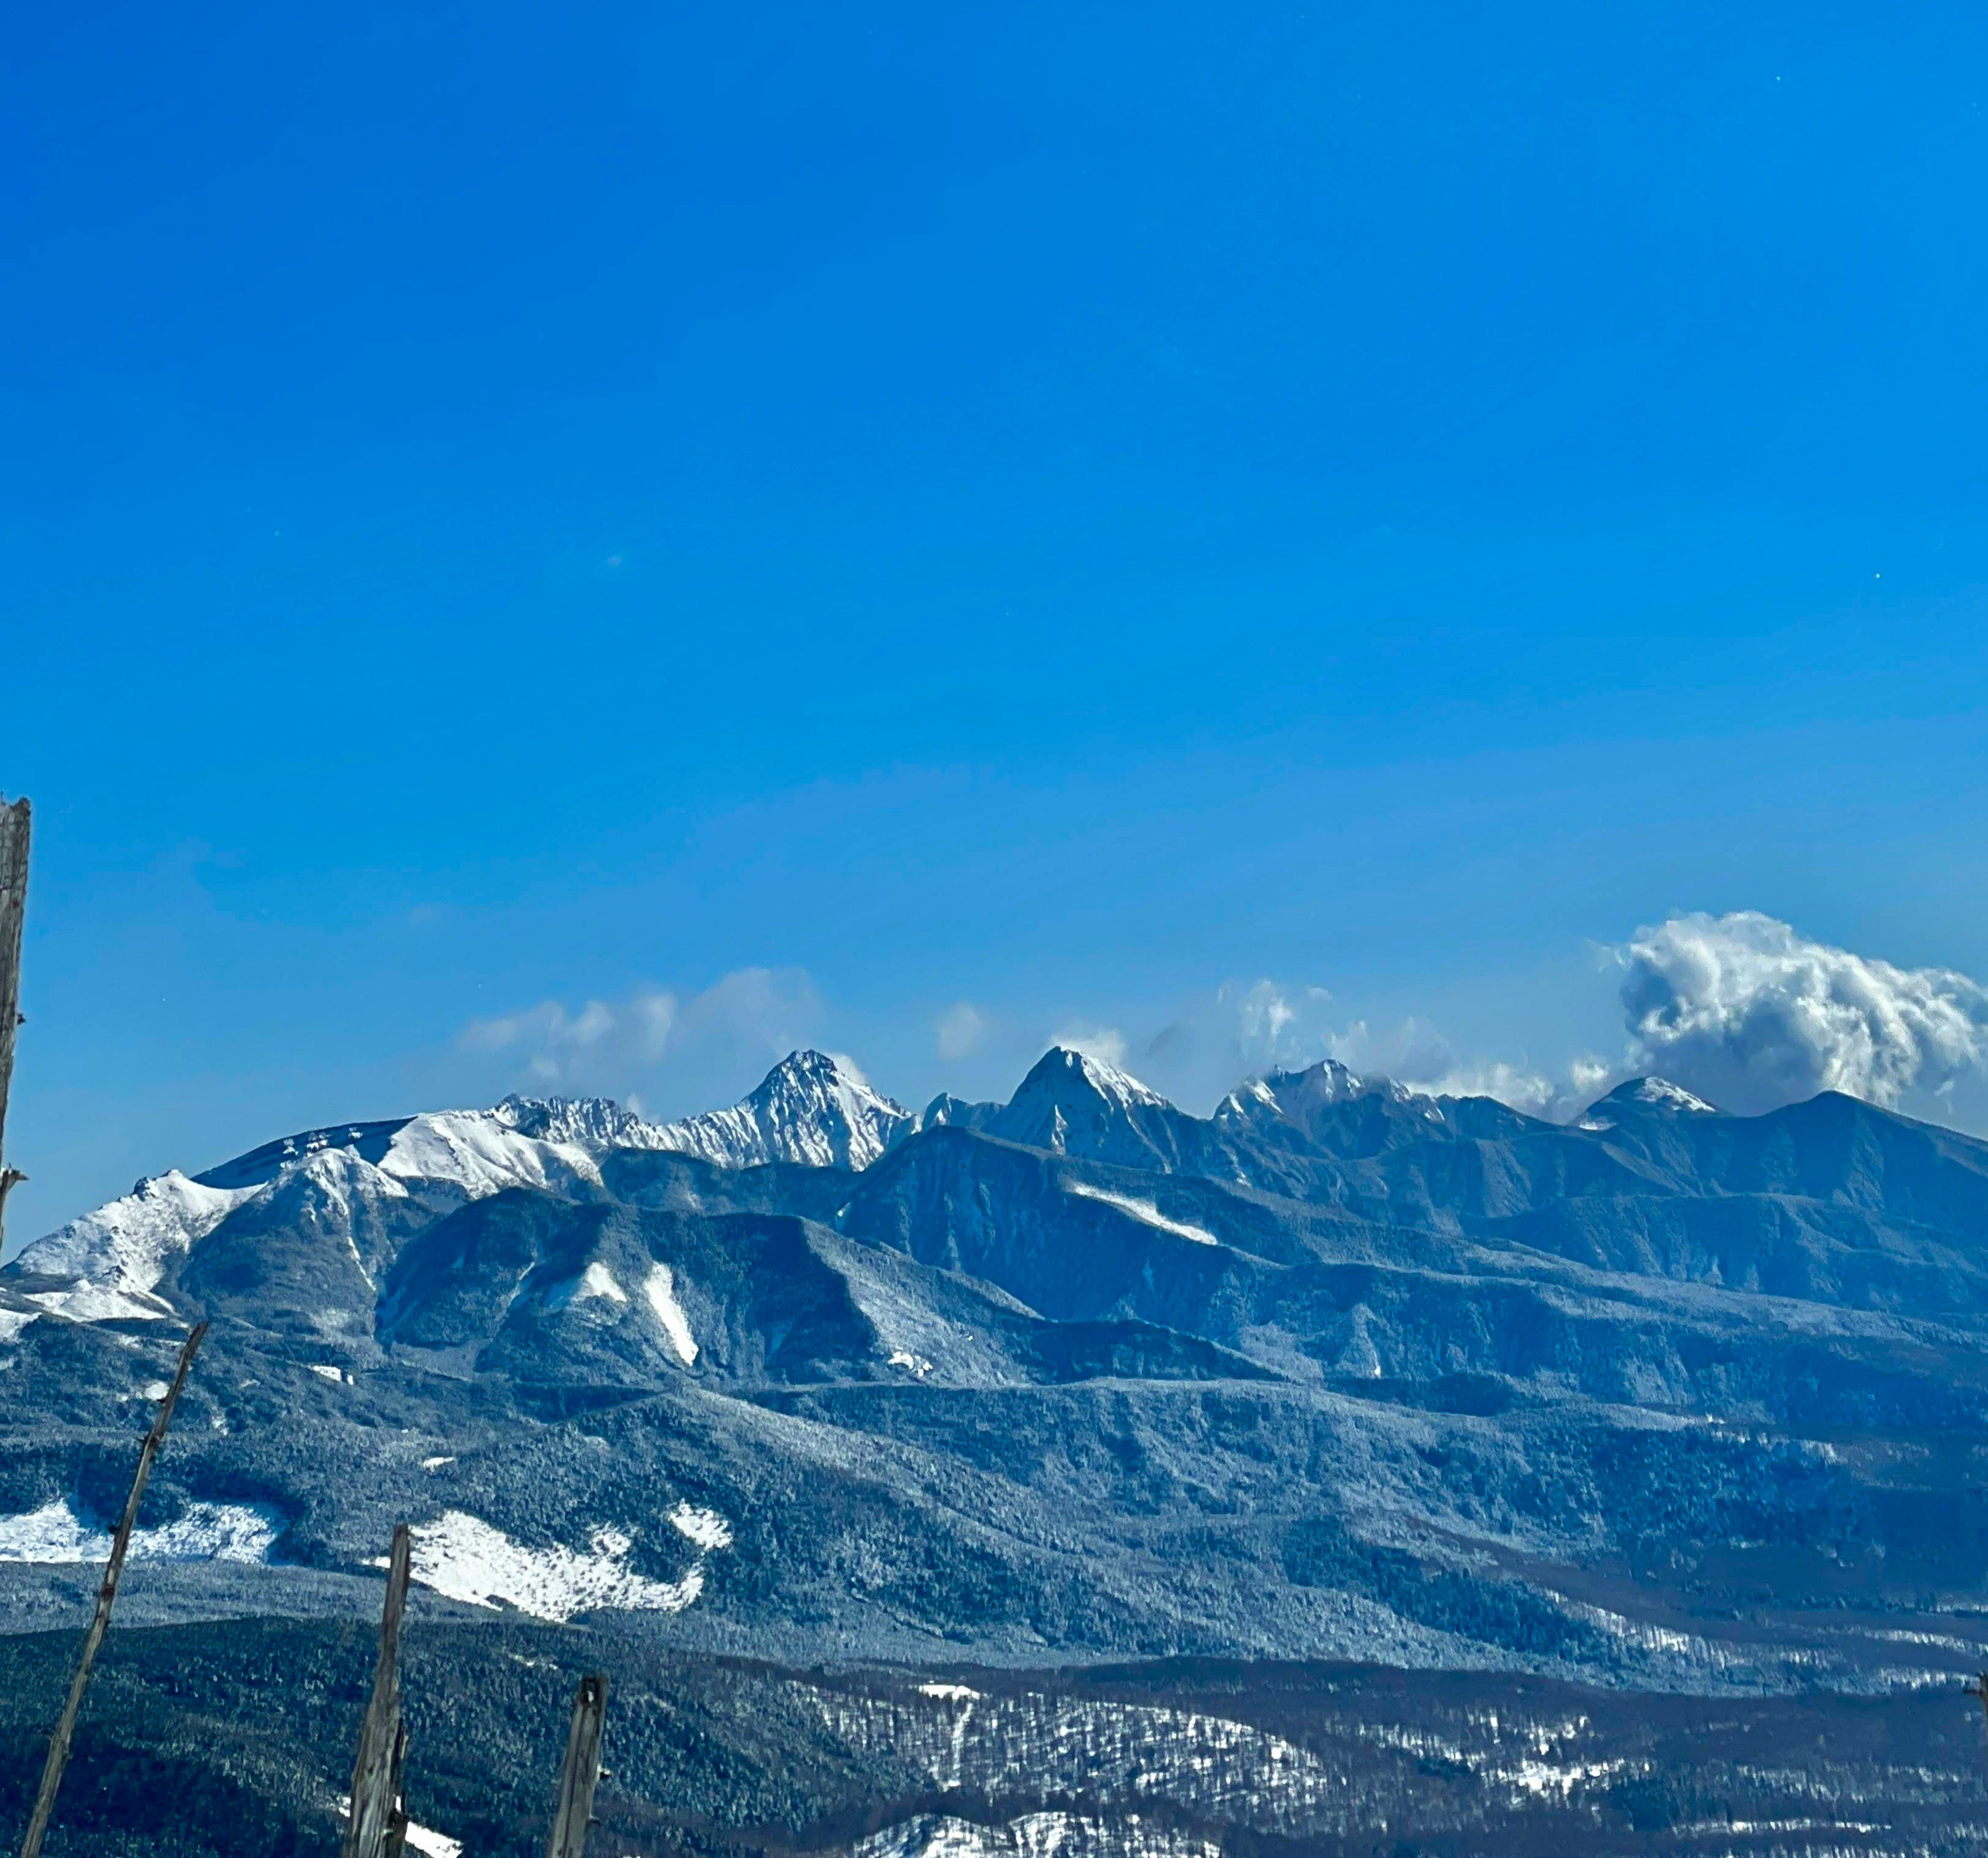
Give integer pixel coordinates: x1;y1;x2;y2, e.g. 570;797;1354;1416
1568;1053;1614;1102
935;1002;989;1062
458;967;823;1104
1617;912;1988;1114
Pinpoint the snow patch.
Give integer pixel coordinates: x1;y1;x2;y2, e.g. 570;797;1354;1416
401;1510;714;1620
421;1456;457;1472
1071;1050;1169;1109
667;1503;733;1551
1630;1077;1720;1113
643;1263;698;1364
309;1364;346;1383
545;1261;626;1310
854;1813;1219;1858
888;1349;935;1378
0;1498;280;1564
25;1282;178;1324
918;1683;982;1701
340;1798;461;1858
0;1309;35;1343
1065;1182;1218;1246
377;1111;603;1201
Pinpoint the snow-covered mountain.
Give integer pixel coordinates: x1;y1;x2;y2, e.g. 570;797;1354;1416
9;1110;604;1328
1215;1058;1446;1144
1574;1074;1723;1131
7;1054;913;1332
492;1093;664;1151
501;1051;913;1171
0;1044;1854;1345
981;1047;1204;1171
646;1050;913;1168
907;1048;1208;1173
8;1038;1988;1713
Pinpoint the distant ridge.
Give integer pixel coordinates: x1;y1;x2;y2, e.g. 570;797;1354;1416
8;1039;1988;1690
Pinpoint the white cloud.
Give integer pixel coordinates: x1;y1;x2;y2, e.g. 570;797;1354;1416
935;1002;988;1062
460;991;675;1065
1052;1022;1129;1069
1616;912;1988;1114
1327;1016;1559;1116
823;1049;875;1090
1568;1052;1614;1101
679;967;822;1061
1137;978;1338;1107
1414;1059;1557;1114
457;967;822;1106
1226;979;1336;1070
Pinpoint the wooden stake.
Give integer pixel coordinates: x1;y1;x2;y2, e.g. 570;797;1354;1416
546;1673;609;1858
18;1318;208;1858
344;1524;414;1858
0;796;30;1254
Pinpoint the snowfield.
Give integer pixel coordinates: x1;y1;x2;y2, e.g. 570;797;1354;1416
401;1510;726;1620
643;1262;698;1363
1065;1182;1219;1246
0;1498;281;1564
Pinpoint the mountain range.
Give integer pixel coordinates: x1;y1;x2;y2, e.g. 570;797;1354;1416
6;1045;1988;1853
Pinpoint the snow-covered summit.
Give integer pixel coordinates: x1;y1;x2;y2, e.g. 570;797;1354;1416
982;1048;1198;1172
642;1051;914;1171
1215;1058;1444;1145
1574;1065;1717;1129
498;1059;919;1171
494;1094;669;1151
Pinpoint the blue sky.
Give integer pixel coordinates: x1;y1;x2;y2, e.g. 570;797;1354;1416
7;2;1988;1236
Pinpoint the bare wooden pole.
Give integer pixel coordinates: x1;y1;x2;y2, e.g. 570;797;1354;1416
546;1673;609;1858
344;1524;414;1858
18;1318;208;1858
380;1718;411;1858
0;795;30;1253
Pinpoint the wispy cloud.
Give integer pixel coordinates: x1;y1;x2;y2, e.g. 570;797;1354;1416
460;991;675;1078
935;1001;989;1062
1325;1015;1559;1115
1052;1021;1129;1069
1138;978;1337;1106
458;967;823;1107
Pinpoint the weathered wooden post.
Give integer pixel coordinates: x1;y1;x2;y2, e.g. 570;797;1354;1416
344;1524;414;1858
546;1673;609;1858
0;794;30;1253
381;1718;412;1858
18;1318;208;1858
